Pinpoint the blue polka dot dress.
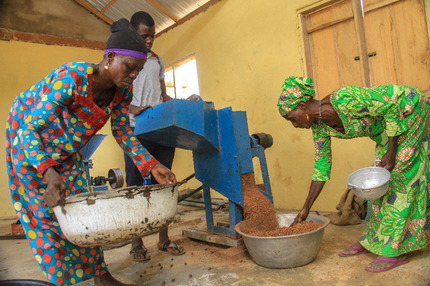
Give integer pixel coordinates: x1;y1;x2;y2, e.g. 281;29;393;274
5;62;159;285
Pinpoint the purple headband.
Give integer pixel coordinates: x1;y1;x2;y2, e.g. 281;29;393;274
104;49;147;60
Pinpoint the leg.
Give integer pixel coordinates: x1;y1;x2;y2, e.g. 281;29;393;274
360;100;430;257
148;143;185;255
123;152;144;187
124;152;149;261
8;161;110;285
338;242;370;257
157;227;186;256
365;255;409;272
147;142;175;184
95;271;135;286
129;239;150;262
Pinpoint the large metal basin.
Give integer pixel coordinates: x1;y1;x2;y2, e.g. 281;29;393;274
235;214;329;269
53;184;179;247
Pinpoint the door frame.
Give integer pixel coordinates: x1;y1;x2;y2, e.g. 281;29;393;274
298;0;405;92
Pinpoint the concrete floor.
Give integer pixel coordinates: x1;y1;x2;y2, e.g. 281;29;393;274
0;205;430;286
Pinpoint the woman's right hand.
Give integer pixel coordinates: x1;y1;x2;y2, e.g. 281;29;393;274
43;167;67;207
150;163;177;184
291;208;309;227
291;180;326;226
186;94;201;101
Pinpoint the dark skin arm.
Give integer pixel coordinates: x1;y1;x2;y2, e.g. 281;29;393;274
292;137;398;226
378;136;399;171
292;136;398;226
43;167;67;207
150;162;177;184
129;95;200;116
160;80;173;102
292;180;326;226
129;104;152;116
160;80;201;102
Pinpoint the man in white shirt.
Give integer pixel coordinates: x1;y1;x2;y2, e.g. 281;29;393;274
126;11;199;262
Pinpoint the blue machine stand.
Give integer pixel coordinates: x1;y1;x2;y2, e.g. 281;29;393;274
82;134;124;192
134;99;273;246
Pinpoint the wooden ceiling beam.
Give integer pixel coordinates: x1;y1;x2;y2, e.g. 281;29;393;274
74;0;113;25
146;0;180;22
156;0;221;37
0;28;105;50
101;0;118;14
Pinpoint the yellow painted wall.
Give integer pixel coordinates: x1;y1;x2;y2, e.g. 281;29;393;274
155;0;430;213
0;40;124;217
426;0;430;46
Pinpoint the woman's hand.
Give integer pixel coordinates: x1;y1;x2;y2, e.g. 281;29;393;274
150;163;177;184
378;136;399;172
290;180;326;227
291;208;309;227
379;151;396;171
186;94;201;101
129;104;152;116
43;167;67;207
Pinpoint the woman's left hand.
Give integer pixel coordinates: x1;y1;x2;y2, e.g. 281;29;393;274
150;163;177;184
378;136;399;172
379;150;396;172
43;167;67;207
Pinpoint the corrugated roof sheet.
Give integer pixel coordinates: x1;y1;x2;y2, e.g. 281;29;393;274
77;0;214;35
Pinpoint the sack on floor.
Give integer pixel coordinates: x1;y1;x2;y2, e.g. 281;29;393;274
326;188;367;225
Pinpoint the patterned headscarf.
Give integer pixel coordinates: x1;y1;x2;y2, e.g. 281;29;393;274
277;76;315;116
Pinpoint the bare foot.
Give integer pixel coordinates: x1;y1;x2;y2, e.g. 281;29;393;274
94;271;135;286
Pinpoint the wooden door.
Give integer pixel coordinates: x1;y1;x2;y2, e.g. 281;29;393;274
303;0;430;97
364;0;430;92
306;0;363;97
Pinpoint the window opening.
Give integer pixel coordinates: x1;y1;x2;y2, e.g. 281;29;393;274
165;57;200;99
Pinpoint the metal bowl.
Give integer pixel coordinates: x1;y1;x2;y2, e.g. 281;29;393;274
53;184;179;247
348;165;391;200
235;214;330;269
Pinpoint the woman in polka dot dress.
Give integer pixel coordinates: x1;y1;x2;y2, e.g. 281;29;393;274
5;19;175;286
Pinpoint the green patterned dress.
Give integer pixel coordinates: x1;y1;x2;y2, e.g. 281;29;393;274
311;84;430;257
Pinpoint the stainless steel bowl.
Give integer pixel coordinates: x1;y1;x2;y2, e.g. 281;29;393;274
348;161;391;200
235;214;330;269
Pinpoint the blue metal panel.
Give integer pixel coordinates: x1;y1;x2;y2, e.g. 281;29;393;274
232;112;253;175
193;107;243;205
134;99;219;152
82;134;106;160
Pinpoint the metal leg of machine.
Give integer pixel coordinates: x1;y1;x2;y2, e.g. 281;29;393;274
250;135;273;200
203;185;243;237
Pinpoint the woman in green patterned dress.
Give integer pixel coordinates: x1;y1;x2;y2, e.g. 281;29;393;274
278;76;430;272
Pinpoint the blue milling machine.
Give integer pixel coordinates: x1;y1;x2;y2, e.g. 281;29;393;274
134;99;273;246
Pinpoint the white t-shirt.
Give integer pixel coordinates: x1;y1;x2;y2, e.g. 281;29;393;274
129;52;165;127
